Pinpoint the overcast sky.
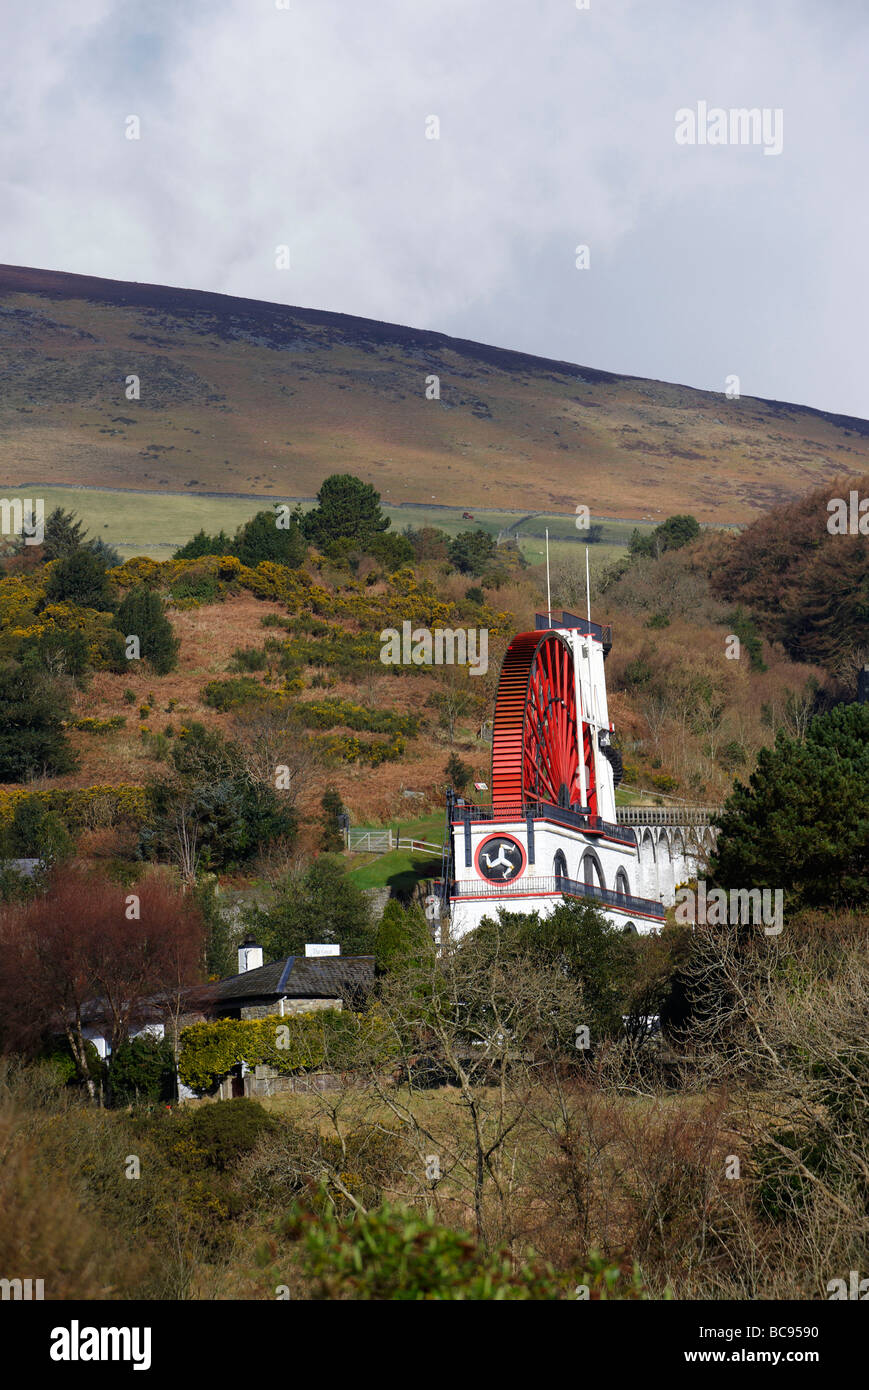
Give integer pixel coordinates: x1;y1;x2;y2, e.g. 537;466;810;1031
3;0;868;417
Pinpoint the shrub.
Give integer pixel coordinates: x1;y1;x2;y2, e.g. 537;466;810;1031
448;529;497;575
169;572;220;605
180;1100;278;1171
109;1035;176;1107
178;1011;390;1093
45;548;114;610
114;586;180;675
281;1202;572;1300
295;698;419;737
230;645;268;672
319;786;345;852
445;752;473;791
0;796;72;864
0;663;77;781
71;716;126;734
202;677;267;711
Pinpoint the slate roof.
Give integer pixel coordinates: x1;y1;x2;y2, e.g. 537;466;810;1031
213;955;375;1004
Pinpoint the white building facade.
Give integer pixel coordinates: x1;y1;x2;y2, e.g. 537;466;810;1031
445;611;712;938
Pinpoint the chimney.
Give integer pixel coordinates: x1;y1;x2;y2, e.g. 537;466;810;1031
238;936;263;974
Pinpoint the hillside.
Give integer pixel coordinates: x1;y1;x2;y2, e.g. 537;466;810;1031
2;265;869;523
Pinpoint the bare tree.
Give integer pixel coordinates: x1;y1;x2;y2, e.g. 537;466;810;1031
638;693;670;755
231;704;318;807
357;929;581;1248
0;866;205;1099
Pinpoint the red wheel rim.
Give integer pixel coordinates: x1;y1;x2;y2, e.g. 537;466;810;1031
491;631;596;814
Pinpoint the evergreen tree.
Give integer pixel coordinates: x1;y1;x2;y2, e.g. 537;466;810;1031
88;537;122;568
45;548;114;610
173;528;235;560
193;877;238;979
114;586;180;675
375;898;433;973
233;508;307;568
445;752;473;791
0;663;77;781
712;702;869;909
41;507;87;562
448;529;497;575
245;855;375;960
302;474;390;549
319;786;345;852
472;900;639;1041
654;514;700;552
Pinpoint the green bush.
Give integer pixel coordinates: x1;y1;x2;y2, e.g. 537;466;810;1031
296;697;418;736
0;795;73;864
45;548;114;610
0;662;78;781
178;1009;388;1093
281;1202;572;1300
114;586;180;675
182;1100;277;1171
169;572;220;605
202;676;267;711
448;529;497;576
109;1035;176;1107
231;646;268;672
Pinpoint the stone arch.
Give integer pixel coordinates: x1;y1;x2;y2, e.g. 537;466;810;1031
638;829;657;899
656;830;675;906
553;849;568;889
671;829;686;891
614;866;631;898
579;847;606;892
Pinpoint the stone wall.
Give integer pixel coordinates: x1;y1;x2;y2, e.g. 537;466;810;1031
239;997;342;1020
246;1066;344;1097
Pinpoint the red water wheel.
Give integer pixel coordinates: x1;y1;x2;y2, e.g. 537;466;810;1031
491;630;595;814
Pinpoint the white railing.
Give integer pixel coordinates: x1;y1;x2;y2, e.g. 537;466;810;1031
616;806;721;827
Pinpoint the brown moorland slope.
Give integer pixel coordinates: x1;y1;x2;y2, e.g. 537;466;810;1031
1;265;868;523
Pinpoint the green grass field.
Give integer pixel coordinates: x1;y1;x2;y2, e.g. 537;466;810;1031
18;485;650;561
347;812;445;894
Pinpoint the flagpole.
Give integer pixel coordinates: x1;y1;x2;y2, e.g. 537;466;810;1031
546;528;552;624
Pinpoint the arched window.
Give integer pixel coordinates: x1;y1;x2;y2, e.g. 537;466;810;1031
615;868;630;898
554;850;568;888
580;850;605;891
622;921;638;935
